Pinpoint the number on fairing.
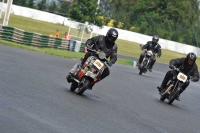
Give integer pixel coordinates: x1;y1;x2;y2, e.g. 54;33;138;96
93;59;104;69
177;72;187;82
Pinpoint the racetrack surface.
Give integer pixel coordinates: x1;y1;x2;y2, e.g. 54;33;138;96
0;44;200;133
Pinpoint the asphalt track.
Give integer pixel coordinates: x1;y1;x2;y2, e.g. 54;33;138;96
0;44;200;133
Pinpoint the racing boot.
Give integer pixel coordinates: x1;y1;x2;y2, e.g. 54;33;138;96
88;78;101;90
88;81;96;90
88;84;94;90
66;73;73;83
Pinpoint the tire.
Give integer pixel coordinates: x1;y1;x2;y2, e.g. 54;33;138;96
77;79;90;95
139;65;144;75
70;82;78;92
139;68;143;75
139;60;147;75
168;88;180;104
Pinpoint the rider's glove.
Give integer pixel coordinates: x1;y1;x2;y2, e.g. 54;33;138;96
191;77;198;82
191;77;194;82
87;43;98;51
107;61;113;67
169;65;175;69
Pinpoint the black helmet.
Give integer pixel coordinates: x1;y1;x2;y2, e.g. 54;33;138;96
184;52;196;68
152;35;159;45
186;52;196;62
106;28;118;43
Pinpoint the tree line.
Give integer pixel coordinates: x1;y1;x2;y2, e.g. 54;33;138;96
12;0;200;47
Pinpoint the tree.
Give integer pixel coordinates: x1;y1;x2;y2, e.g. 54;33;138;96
37;0;47;11
14;0;27;6
68;0;103;27
101;0;200;46
59;1;71;15
27;0;34;8
47;1;58;12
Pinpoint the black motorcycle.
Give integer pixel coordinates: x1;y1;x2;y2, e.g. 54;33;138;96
159;67;189;104
138;44;154;75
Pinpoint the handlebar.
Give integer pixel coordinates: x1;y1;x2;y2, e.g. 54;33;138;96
87;48;110;66
173;67;180;71
87;48;97;53
171;66;191;80
169;66;180;71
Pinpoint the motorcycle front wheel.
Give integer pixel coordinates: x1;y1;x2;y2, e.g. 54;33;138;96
77;78;90;95
168;88;180;104
139;64;144;75
139;60;147;75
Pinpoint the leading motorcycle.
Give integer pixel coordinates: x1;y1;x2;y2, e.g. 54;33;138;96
66;49;108;95
159;67;189;104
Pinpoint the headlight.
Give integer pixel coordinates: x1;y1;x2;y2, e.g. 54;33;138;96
146;50;153;57
98;51;106;59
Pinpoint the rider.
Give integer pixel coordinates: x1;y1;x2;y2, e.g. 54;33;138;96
81;28;118;89
137;35;161;72
157;52;199;101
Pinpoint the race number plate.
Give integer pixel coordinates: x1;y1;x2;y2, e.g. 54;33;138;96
177;72;187;82
93;59;104;70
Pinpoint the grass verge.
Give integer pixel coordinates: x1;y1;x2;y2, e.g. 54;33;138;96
0;40;132;66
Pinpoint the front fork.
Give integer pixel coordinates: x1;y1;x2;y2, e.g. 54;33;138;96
140;58;151;68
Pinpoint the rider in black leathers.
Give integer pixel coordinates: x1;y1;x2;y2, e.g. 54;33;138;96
81;28;118;89
137;35;162;72
157;52;199;101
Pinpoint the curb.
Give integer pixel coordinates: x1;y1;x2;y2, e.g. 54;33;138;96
130;60;137;67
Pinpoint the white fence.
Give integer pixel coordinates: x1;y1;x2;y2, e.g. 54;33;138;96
1;3;200;57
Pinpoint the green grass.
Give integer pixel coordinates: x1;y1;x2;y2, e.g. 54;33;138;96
116;38;200;68
1;14;200;68
8;14;69;36
0;40;132;66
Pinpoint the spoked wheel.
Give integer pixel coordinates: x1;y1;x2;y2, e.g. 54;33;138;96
168;93;175;104
139;61;147;75
77;78;90;95
139;66;143;75
139;69;142;75
70;81;78;92
168;90;180;104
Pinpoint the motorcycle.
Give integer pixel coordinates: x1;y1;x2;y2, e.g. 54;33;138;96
159;67;189;104
66;49;108;95
138;44;154;75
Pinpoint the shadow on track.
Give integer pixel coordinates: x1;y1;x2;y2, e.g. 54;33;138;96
154;98;184;110
131;71;154;78
64;87;101;99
